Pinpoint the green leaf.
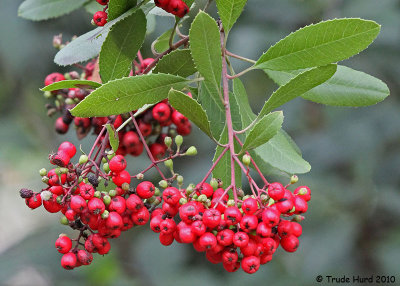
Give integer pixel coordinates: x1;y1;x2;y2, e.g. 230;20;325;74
105;124;119;152
99;10;146;83
54;5;149;66
153;29;173;53
153;50;197;78
257;64;337;119
108;0;137;21
41;80;101;91
241;111;283;152
168;89;213;139
18;0;87;21
232;78;256;126
198;81;225;138
215;0;247;33
255;18;381;71
251;131;311;174
265;65;390;107
84;1;103;15
189;11;222;95
71;74;189;117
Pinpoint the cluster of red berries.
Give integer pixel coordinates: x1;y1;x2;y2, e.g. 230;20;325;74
148;181;311;273
155;0;189;18
43;59;191;159
20;141;160;269
93;0;109;27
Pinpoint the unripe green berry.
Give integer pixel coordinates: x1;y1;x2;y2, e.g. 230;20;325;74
175;135;183;148
198;194;207;202
122;183;130;191
154;187;161;197
39;168;47;177
60;216;69;225
44;91;52;99
107;153;115;160
60;168;68;174
103;195;111;206
55;168;62;175
159;180;168;189
267;198;275;207
260;194;268;203
206;199;212;207
78;155;88;165
103;162;110;173
179;198;187;205
298;187;308;195
136;173;144;180
227;200;235;207
153;197;162;206
210;178;218;190
78;176;84;183
192;194;198;200
164;136;172;148
41;176;49;184
242;154;251;167
65;98;74;105
108;189;117;197
101;210;109;219
94;191;101;198
147;196;156;204
56;195;63;204
185;146;197;156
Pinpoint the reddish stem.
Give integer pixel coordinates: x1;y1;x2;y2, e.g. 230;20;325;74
196;147;229;191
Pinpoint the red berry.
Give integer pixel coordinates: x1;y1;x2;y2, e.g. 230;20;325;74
199;232;217;249
112;170;131;186
256;222;272;238
179;202;198;223
49;151;70;167
108;196;126;214
55;117;69;134
154;0;170;8
61;252;77;270
242;197;258;215
293;196;308;214
96;0;109;5
149;143;166;160
77;249;93;265
291;222;303;237
179;227;196;243
224;206;242;225
280;235;299;252
171;110;189;127
70;195;87;213
138;120;152;136
45;72;65;86
160;218;176;234
191;220;206;236
202;209;221;229
294;186;311;202
136;181;155;199
152;103;171;122
88;197;105;215
106;211;123;229
55;236;72;254
176;122;191;136
79;184;94;200
216;229;234;246
162;187;181;205
131;207;150;225
197;182;214;197
233;231;249;248
240;215;258;232
167;0;189;18
150;215;163;233
240;238;257;257
43;194;62;213
222;249;239;265
223;261;240;272
262;208;280;228
268;182;285;201
277;220;293;238
126;194;144;212
109;155;127;173
58;142;76;158
159;232;174;246
241;256;260;274
25;193;42;209
93;11;107;26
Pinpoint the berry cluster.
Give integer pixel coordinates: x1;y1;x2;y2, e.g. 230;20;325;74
43;59;191;159
155;0;189;18
93;0;109;27
149;181;311;273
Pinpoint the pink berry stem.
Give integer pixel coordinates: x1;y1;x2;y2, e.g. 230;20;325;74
137;50;144;65
233;134;269;186
196;146;229;190
212;184;233;209
220;27;238;206
129;112;167;180
232;155;262;203
87;125;107;159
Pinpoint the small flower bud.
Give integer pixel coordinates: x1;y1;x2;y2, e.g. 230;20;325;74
177;175;184;186
179;198;187;205
227;200;235;207
290;175;299;184
94;191;101;198
164;159;173;170
175;135;183;148
60;216;69;225
103;162;110;173
242;154;251;166
154;187;161;197
108;189;117;197
136;173;144;180
41;176;49;184
210;178;218;190
198;194;207;202
122;183;130;191
103;195;111;206
164;136;172;148
185;146;197;156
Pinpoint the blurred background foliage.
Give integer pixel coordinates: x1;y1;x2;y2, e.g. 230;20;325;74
1;0;400;285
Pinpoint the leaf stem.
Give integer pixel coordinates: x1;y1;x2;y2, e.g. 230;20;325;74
225;50;256;64
226;66;254;79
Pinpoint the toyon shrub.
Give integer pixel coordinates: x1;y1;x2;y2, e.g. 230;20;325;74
18;0;389;274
